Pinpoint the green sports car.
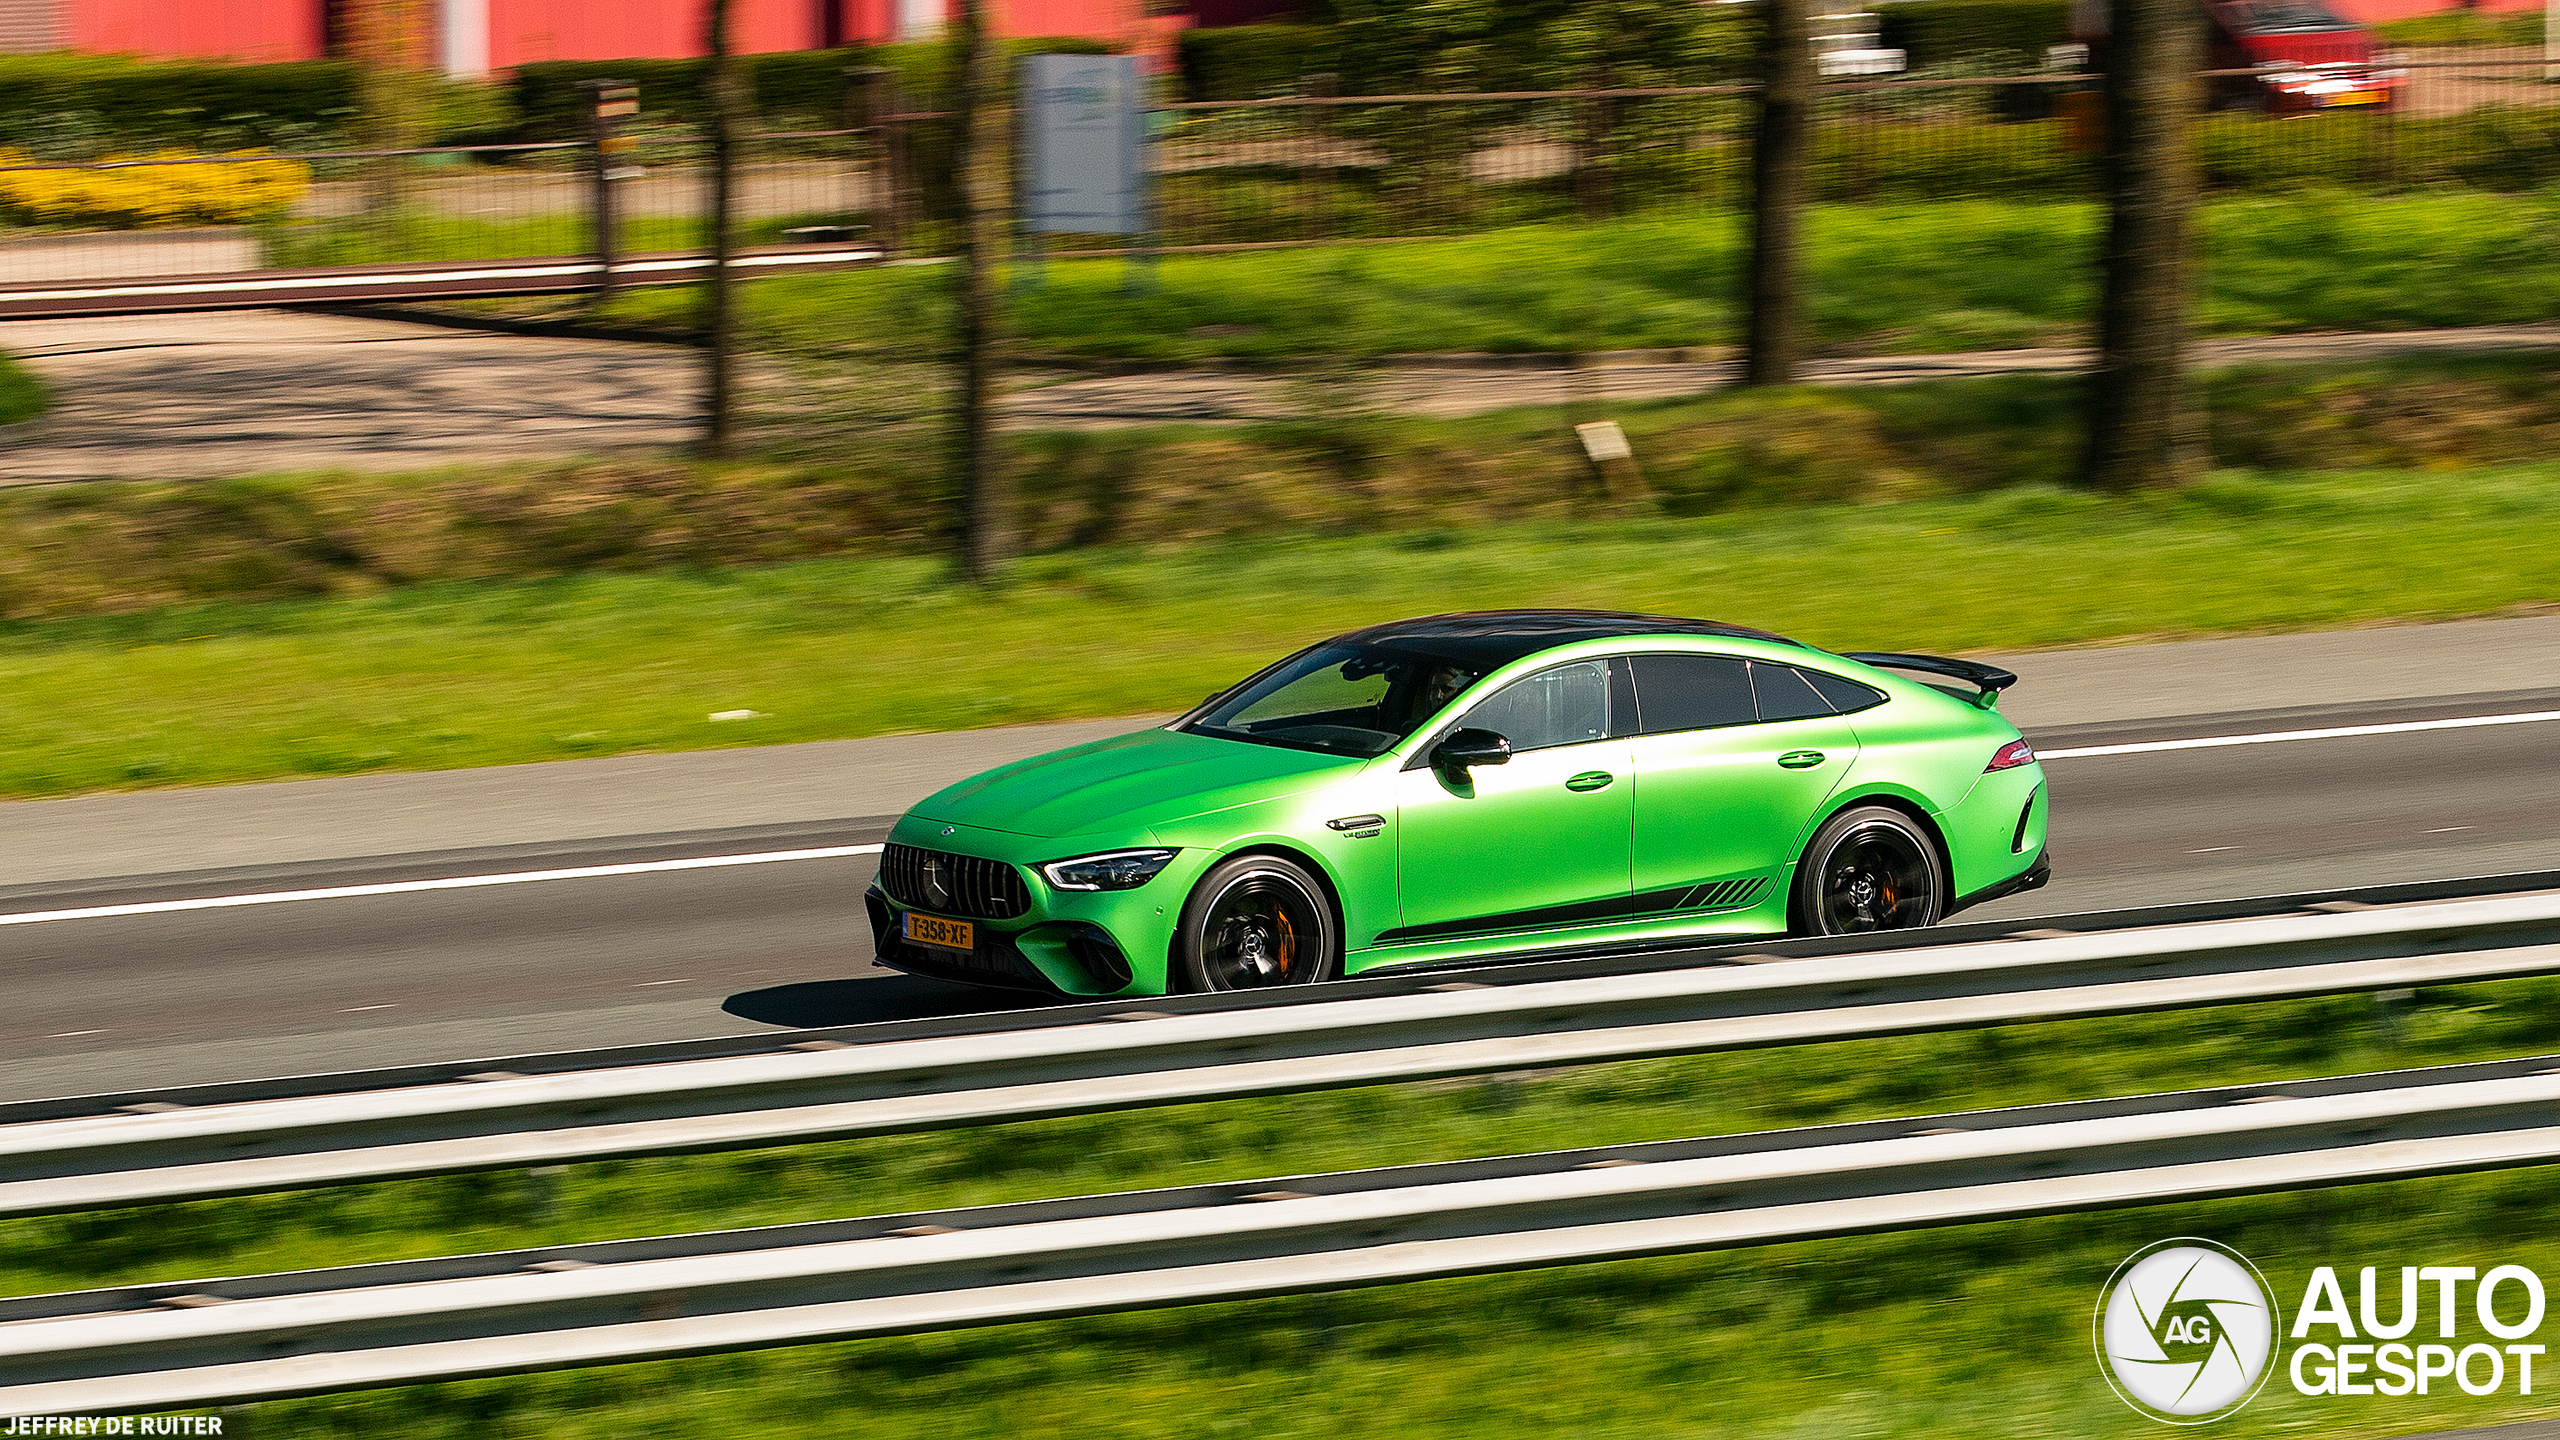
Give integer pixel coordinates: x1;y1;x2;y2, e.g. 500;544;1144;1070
867;610;2049;997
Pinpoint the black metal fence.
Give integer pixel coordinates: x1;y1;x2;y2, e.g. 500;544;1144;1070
0;59;2552;294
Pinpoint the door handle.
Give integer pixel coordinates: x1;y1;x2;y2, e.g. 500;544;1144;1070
1565;770;1615;792
1778;750;1827;769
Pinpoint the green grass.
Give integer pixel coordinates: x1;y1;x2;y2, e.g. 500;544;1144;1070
2377;7;2546;46
595;195;2560;361
0;348;45;427
31;976;2560;1436
3;465;2557;799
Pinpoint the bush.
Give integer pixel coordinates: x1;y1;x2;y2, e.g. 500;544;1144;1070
1875;0;2072;68
0;55;358;151
0;352;44;429
508;39;1114;139
1178;25;1343;101
0;148;307;228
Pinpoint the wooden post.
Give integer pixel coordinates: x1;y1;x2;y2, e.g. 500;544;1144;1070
579;80;637;309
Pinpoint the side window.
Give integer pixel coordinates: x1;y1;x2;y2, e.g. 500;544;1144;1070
1459;660;1611;751
1627;653;1756;735
1749;662;1835;722
1801;668;1889;715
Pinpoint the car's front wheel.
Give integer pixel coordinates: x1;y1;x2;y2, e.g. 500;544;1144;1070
1792;805;1945;937
1175;853;1339;992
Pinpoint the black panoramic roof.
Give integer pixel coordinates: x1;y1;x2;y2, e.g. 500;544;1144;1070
1330;610;1804;671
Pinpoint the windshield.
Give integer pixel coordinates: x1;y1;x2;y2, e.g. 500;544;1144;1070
1182;644;1482;757
2220;0;2351;33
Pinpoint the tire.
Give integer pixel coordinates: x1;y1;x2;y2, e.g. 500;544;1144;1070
1174;853;1340;993
1791;805;1946;937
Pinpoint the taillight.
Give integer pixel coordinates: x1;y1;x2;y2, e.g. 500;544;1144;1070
1987;739;2037;772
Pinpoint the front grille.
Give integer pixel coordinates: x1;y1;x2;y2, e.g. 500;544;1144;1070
880;843;1031;920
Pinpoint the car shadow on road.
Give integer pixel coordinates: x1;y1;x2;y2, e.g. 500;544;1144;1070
722;970;1060;1029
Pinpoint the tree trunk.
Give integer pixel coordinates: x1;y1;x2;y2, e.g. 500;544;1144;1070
348;0;425;245
952;0;1013;581
1743;0;1812;386
702;0;746;457
2083;0;2204;490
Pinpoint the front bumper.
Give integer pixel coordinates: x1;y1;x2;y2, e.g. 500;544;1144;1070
867;822;1212;996
866;888;1063;993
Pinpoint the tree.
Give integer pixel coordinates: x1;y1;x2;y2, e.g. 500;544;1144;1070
701;0;747;457
2083;0;2205;489
951;0;1012;580
344;0;428;239
1743;0;1812;386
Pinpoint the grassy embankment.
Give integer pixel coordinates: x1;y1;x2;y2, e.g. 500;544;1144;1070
0;348;44;427
591;194;2560;360
1;453;2556;798
27;972;2560;1436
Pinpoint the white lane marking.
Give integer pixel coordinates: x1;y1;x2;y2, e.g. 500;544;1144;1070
0;844;886;928
2040;709;2560;760
2428;826;2473;834
46;1030;103;1038
339;1004;399;1013
2;705;2546;928
2188;846;2237;853
634;978;695;987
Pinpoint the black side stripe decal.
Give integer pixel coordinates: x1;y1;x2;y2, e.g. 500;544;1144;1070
1378;875;1767;945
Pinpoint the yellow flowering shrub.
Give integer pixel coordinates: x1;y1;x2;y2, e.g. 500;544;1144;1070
0;149;309;229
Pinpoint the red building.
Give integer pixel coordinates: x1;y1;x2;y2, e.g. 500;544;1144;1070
0;0;1218;71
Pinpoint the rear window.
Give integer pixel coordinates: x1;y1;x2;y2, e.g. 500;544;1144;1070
1749;662;1836;722
1801;668;1888;715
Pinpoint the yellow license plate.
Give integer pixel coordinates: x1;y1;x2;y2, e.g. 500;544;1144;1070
2323;90;2385;106
902;912;974;951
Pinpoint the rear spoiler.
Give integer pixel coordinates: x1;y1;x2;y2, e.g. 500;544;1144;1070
1843;652;2018;710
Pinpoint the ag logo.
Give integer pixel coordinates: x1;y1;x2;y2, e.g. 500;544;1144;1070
2096;1239;2281;1424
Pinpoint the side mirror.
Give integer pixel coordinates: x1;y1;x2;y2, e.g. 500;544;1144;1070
1431;727;1512;779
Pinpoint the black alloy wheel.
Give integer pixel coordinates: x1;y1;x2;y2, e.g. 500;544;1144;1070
1177;854;1339;992
1794;806;1945;937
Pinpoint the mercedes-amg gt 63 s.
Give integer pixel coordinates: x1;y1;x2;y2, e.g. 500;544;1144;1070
868;610;2049;997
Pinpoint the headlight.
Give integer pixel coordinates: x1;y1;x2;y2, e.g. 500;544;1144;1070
1040;849;1179;892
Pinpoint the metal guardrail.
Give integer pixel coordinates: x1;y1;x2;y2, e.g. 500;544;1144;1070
9;1049;2560;1412
5;880;2558;1218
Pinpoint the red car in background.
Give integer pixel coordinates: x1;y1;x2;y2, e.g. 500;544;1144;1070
2073;0;2406;112
2206;0;2407;111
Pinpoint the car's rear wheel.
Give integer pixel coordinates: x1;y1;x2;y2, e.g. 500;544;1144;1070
1793;806;1945;937
1176;854;1339;992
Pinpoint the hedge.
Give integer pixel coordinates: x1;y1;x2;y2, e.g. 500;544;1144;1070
508;37;1114;139
1874;0;2072;68
0;55;359;150
1178;25;1342;102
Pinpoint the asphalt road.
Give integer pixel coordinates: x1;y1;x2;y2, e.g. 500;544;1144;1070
4;684;2554;1104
